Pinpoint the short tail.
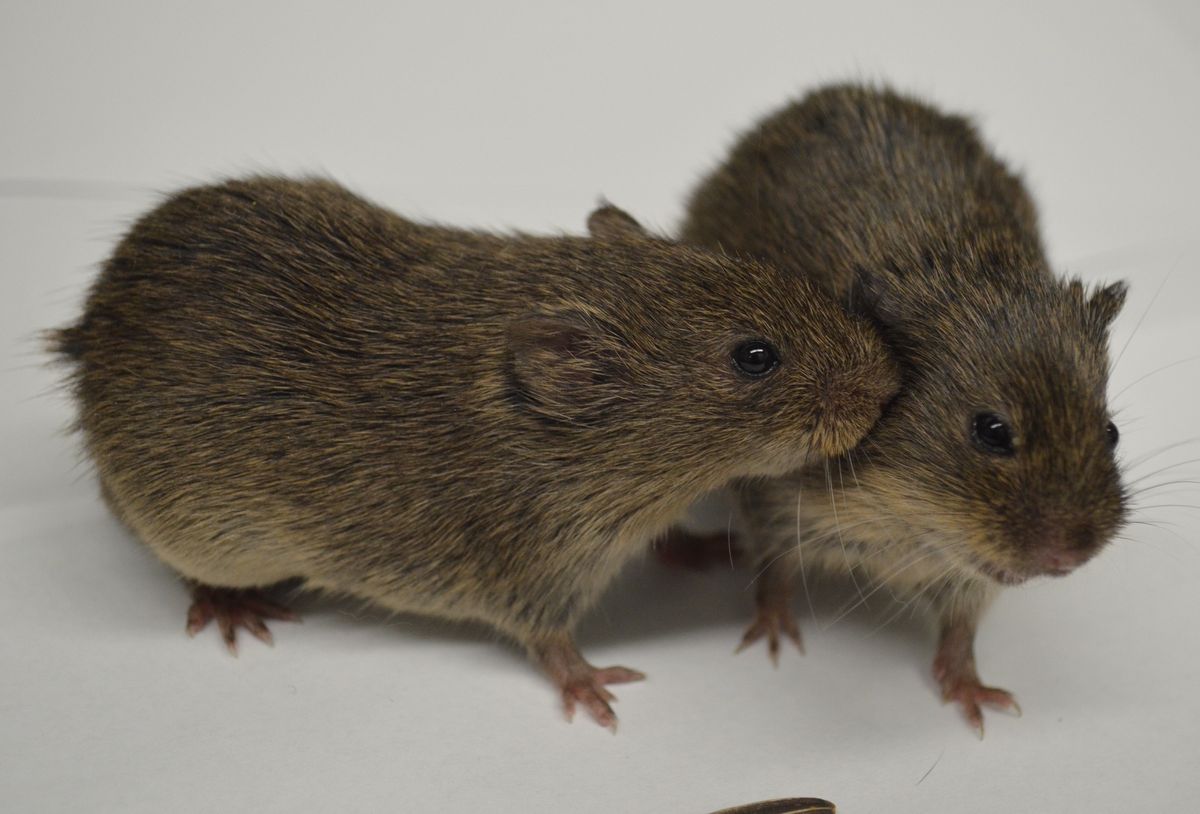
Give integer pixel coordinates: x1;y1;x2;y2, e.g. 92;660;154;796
46;323;86;361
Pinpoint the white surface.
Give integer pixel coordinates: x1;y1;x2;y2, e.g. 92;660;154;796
3;1;1199;811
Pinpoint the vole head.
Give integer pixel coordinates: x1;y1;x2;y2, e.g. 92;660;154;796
505;205;899;482
854;249;1128;585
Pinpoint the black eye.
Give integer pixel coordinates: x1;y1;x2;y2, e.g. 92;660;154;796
971;412;1015;456
733;340;780;378
1106;420;1119;448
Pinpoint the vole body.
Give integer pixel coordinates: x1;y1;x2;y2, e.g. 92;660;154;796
680;85;1128;731
54;176;896;727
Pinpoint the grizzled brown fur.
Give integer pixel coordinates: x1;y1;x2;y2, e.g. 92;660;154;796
52;177;896;727
681;85;1127;731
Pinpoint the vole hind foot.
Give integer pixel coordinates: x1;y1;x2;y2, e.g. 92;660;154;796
559;666;646;733
653;527;744;571
735;599;804;666
185;583;299;655
530;633;645;732
737;565;803;665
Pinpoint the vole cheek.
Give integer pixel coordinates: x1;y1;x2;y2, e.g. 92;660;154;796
812;388;890;458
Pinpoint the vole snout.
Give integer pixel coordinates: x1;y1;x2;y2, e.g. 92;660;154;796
1026;520;1106;576
808;343;900;458
970;514;1111;585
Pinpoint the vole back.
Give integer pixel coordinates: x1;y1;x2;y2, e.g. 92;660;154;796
54;176;896;728
681;85;1127;733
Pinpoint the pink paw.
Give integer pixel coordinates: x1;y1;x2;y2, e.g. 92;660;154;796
186;584;299;655
735;602;803;666
559;666;646;732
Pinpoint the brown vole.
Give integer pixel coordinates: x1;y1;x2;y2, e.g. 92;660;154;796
677;85;1128;734
51;176;897;729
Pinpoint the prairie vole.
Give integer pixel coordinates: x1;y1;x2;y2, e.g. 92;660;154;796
53;177;897;729
679;85;1127;733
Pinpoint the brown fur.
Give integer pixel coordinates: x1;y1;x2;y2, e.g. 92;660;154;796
680;85;1127;718
51;176;896;719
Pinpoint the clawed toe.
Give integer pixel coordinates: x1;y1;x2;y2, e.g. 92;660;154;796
736;605;803;665
942;680;1020;738
559;665;645;731
532;633;645;731
562;683;616;730
934;619;1020;737
185;584;299;655
592;666;646;685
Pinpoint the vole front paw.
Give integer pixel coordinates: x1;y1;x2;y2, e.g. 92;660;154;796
933;655;1021;738
933;616;1020;737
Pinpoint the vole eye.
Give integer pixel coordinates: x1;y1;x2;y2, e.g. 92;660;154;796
732;340;780;378
1106;420;1119;448
971;412;1015;456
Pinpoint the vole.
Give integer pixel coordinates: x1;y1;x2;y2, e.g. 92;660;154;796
676;85;1128;733
51;176;897;729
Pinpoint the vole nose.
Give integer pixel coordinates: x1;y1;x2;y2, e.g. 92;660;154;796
1033;523;1098;575
1038;550;1086;575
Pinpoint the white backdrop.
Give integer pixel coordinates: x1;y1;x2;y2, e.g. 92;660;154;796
2;2;1198;811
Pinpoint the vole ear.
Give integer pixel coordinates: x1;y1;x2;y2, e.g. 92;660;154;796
508;311;627;421
1088;280;1128;330
586;203;649;240
849;263;907;327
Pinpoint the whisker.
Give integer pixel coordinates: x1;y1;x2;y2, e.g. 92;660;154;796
1126;518;1184;532
1112;353;1200;401
1112;263;1175;373
1127;479;1200;498
1120;437;1200;470
865;561;959;639
1067;236;1200;271
794;484;818;624
828;457;867;603
745;546;794;592
726;509;735;571
846;451;862;490
821;543;950;631
1122;520;1200;557
1123;457;1200;487
857;439;877;468
793;518;882;545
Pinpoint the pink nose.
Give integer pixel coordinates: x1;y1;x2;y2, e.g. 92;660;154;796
1039;549;1086;575
1033;521;1099;576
